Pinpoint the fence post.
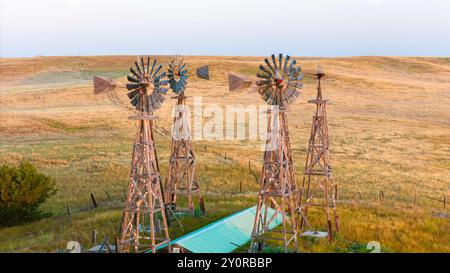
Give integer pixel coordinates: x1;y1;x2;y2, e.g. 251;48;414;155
199;197;206;214
444;195;447;210
105;191;112;201
239;180;243;193
115;237;120;253
379;191;384;203
352;192;359;203
90;193;98;209
92;230;98;243
66;203;71;218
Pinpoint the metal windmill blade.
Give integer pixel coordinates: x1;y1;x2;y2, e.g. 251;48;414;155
256;53;303;108
228;73;253;92
196;65;209;80
125;57;169;113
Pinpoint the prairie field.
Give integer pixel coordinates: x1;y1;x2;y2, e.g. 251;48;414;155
0;55;449;252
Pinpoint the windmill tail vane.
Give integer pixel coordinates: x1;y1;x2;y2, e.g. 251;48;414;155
228;73;253;92
93;76;123;95
196;65;209;80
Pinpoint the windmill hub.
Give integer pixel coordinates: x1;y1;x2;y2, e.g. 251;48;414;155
275;70;284;85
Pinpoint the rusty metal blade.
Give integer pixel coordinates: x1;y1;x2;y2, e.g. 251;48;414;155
140;57;145;74
135;61;142;75
130;93;141;106
127;89;140;99
130;67;140;78
149;59;157;76
283;55;290;72
278;53;282;71
271;54;278;70
264;58;275;73
127;75;139;83
153;64;163;78
257;73;271;80
259;65;273;78
126;83;140;90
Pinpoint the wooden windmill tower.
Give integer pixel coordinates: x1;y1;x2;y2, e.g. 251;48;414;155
165;57;208;215
94;57;171;253
243;54;304;253
298;66;340;241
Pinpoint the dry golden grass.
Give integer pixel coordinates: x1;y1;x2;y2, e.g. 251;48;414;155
0;55;449;252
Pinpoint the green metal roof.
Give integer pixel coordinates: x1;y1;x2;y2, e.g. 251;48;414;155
170;205;283;253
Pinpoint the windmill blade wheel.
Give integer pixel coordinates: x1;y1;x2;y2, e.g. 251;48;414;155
168;57;189;94
125;57;169;113
255;53;303;108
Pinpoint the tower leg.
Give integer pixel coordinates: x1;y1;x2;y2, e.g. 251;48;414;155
333;184;340;233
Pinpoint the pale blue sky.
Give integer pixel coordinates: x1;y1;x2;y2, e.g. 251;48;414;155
1;0;449;57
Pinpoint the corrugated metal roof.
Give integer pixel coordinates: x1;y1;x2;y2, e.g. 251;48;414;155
170;205;283;253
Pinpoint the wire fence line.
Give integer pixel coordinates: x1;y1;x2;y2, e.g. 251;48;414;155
200;149;449;212
65;178;448;223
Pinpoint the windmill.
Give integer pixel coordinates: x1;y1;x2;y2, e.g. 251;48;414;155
165;56;207;215
230;54;303;253
94;57;171;253
298;66;340;241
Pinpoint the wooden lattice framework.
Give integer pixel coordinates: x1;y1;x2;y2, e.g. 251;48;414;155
165;94;202;214
119;91;171;253
93;57;171;253
250;106;299;253
298;66;340;241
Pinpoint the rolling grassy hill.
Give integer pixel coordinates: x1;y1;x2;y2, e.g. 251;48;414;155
0;55;449;252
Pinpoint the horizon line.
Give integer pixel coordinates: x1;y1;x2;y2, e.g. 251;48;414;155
1;53;449;59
